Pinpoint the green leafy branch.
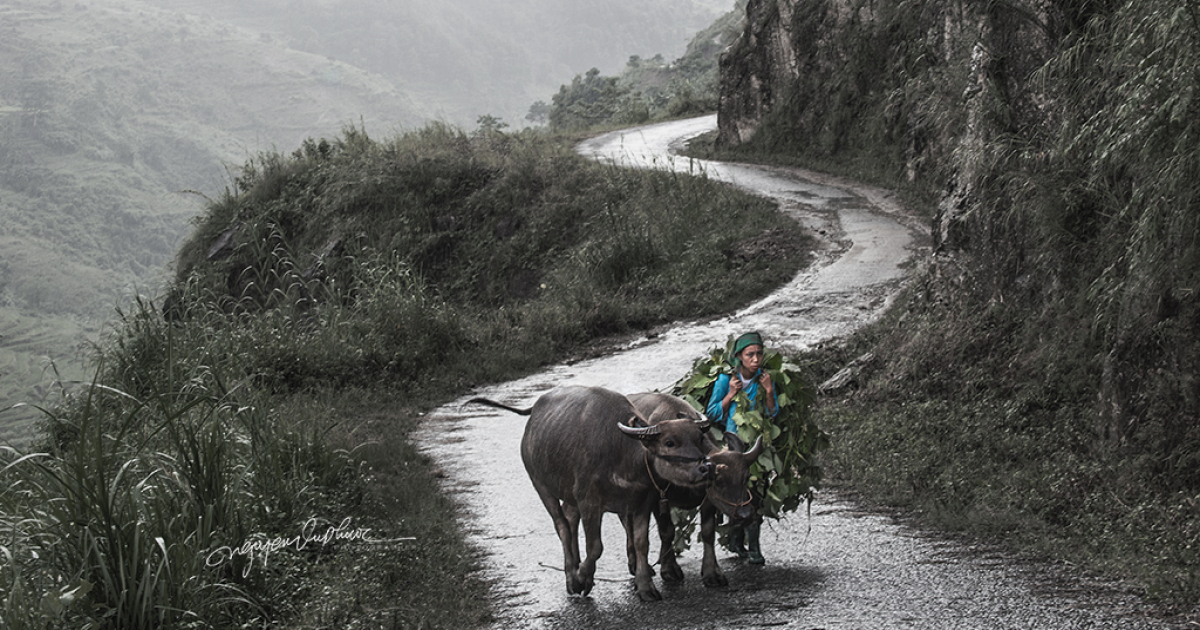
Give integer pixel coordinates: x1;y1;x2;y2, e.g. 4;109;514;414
672;337;829;519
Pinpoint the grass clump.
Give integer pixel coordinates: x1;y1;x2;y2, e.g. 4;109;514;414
0;122;810;628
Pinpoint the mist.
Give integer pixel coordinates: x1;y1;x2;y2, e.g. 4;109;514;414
0;0;734;441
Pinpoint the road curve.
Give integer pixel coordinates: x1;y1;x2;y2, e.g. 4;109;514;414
417;115;1163;630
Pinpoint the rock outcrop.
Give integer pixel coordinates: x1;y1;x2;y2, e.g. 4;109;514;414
716;0;801;147
716;0;1058;251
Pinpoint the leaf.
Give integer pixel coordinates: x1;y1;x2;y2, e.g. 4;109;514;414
680;394;704;413
765;351;784;371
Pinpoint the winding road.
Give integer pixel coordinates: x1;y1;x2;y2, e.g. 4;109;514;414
417;115;1164;629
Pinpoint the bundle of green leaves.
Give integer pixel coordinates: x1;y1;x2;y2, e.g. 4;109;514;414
673;337;828;519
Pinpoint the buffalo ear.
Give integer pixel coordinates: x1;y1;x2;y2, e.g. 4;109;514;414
723;431;747;453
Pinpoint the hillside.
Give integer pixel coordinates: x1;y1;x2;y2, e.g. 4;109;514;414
0;0;431;317
0;0;428;441
713;0;1200;610
542;0;746;130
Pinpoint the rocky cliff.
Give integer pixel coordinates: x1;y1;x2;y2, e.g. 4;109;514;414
717;0;1062;251
717;0;1200;498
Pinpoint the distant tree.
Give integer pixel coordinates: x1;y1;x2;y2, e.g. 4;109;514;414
548;68;630;131
525;100;550;125
474;114;508;136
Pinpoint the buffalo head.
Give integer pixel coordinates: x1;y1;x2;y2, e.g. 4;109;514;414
704;435;764;521
619;416;715;486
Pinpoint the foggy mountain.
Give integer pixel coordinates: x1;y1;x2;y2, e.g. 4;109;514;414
139;0;732;125
0;0;732;440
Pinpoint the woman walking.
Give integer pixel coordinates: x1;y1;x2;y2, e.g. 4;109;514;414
705;331;778;564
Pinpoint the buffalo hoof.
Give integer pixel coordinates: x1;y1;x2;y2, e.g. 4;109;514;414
636;586;663;602
660;559;685;583
702;571;729;588
568;572;594;596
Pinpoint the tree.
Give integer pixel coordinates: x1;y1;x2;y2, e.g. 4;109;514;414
547;68;630;131
473;114;508;136
525;100;550;125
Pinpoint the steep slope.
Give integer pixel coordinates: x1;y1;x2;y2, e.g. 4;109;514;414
0;0;426;440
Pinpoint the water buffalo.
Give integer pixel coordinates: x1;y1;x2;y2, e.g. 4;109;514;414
468;386;714;601
629;392;763;588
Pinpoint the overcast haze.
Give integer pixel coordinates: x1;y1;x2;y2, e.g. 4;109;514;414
137;0;732;125
0;0;736;441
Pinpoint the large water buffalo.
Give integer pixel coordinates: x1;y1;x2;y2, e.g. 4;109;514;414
468;386;714;601
629;392;763;588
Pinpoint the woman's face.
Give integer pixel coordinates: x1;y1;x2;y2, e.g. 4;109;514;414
738;344;764;374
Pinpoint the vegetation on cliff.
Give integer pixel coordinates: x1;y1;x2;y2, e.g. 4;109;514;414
712;0;1200;610
0;123;808;628
539;0;745;131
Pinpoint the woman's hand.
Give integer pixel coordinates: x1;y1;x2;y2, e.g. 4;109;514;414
758;372;774;395
725;376;744;403
759;372;777;413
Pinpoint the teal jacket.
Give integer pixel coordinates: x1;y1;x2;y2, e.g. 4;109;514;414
705;370;779;432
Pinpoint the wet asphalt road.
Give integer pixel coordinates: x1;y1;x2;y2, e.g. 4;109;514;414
417;116;1166;629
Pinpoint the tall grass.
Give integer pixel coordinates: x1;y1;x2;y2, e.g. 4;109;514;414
3;366;251;628
0;308;367;628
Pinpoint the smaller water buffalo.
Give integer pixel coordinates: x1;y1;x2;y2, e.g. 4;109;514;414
629;392;763;587
468;385;714;601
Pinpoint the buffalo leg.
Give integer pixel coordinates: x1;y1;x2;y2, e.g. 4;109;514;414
628;507;662;601
654;505;684;582
563;502;582;573
576;505;605;597
531;482;585;595
699;503;728;587
618;514;641;577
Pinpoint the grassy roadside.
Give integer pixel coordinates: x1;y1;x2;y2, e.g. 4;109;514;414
685;123;1199;618
802;284;1200;617
0;123;811;629
244;389;495;628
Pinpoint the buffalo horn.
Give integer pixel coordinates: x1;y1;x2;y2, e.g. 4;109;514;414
617;422;661;439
